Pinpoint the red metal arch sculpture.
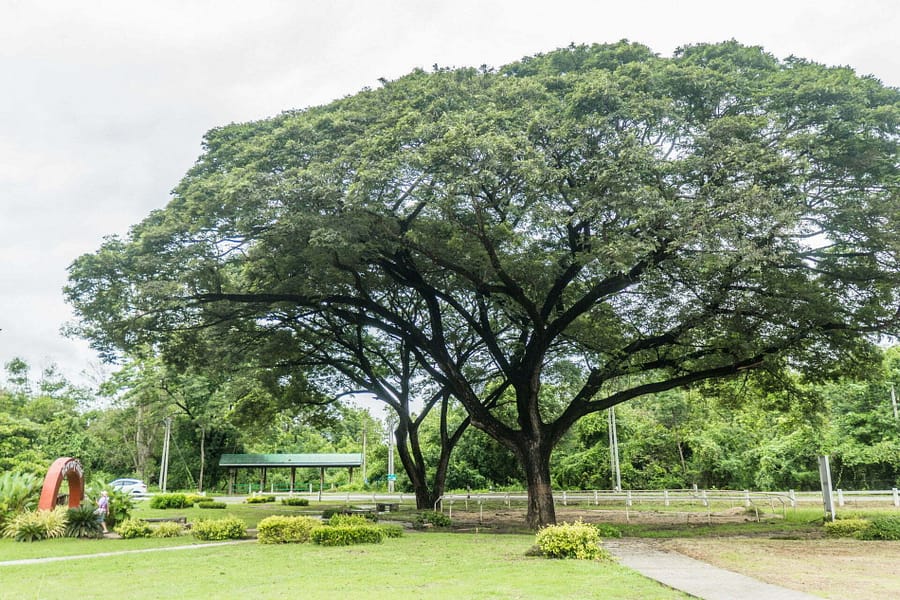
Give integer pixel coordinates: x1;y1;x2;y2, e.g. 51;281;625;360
37;457;84;511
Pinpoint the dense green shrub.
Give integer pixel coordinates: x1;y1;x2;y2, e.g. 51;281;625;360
328;514;370;527
185;494;209;505
311;524;385;546
824;518;871;538
192;516;247;540
198;502;227;509
379;524;404;538
65;505;104;538
115;518;153;539
257;515;321;544
150;522;185;538
150;493;189;509
857;515;900;541
413;511;451;529
245;495;276;504
281;497;309;506
592;523;623;539
2;508;68;542
535;521;611;560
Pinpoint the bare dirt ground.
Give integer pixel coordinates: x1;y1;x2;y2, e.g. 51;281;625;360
658;537;900;600
441;505;900;599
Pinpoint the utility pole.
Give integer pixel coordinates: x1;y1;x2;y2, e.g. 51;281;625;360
890;382;898;420
608;407;622;492
362;424;368;484
386;415;395;493
160;416;172;493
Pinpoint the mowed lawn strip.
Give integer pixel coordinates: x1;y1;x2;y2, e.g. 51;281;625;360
0;532;690;600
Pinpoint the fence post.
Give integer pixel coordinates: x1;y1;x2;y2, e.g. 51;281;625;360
789;489;796;508
744;490;751;508
594;490;598;506
702;490;708;507
664;489;670;507
626;490;632;507
837;489;844;507
893;488;899;508
563;491;567;506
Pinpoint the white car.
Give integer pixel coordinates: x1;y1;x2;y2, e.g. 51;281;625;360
110;478;148;496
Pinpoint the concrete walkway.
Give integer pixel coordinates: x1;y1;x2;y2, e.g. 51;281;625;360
606;539;821;600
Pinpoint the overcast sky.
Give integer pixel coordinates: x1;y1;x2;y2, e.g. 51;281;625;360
1;0;897;388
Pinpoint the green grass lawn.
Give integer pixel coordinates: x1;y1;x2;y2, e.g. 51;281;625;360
0;532;690;599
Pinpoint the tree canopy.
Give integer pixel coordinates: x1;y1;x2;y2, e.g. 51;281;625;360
66;41;900;527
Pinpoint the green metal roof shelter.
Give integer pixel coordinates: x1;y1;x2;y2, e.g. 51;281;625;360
219;453;363;497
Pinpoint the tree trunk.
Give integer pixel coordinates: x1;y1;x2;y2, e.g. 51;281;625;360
396;425;435;509
517;440;556;529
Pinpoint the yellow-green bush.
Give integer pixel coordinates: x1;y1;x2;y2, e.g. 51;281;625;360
115;518;153;539
311;524;385;546
151;521;185;538
328;514;370;527
245;495;276;504
535;520;611;560
824;518;870;538
192;516;246;540
257;515;320;544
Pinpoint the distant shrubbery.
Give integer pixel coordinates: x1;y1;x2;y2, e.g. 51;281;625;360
197;502;227;509
281;497;309;506
150;494;189;509
245;495;276;504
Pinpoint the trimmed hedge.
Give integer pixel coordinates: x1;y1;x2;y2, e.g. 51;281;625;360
192;516;247;540
198;502;227;509
150;494;189;509
535;521;611;560
245;495;276;504
281;497;309;506
312;524;385;546
257;515;321;544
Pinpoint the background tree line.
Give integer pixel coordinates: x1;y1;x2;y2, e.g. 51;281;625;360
2;346;897;493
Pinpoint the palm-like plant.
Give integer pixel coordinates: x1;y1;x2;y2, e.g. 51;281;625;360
0;472;42;514
2;508;68;542
65;505;104;538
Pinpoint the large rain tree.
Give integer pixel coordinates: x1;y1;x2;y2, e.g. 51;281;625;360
67;41;899;528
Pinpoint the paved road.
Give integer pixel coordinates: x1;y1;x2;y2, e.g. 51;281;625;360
607;539;821;600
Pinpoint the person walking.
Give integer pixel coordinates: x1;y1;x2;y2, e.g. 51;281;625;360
96;490;110;534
